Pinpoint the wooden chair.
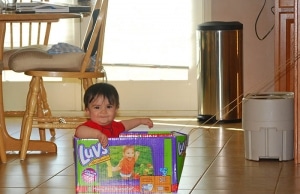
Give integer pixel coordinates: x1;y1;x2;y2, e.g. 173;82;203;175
0;62;7;163
3;0;52;72
0;118;7;163
3;0;56;139
7;0;108;160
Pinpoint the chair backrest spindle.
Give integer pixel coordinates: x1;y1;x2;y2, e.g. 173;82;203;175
80;0;108;73
5;0;51;49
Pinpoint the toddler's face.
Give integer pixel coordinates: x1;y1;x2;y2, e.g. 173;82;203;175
124;148;135;160
86;95;117;126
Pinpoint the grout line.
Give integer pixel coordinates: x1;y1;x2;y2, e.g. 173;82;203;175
273;163;284;193
188;132;235;192
25;163;75;194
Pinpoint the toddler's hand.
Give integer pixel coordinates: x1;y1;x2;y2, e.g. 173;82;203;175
135;151;140;157
141;118;154;128
97;133;108;148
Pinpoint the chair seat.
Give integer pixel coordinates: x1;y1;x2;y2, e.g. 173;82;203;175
7;47;86;72
3;45;49;70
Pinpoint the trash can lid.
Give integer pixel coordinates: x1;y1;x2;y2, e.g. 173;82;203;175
244;92;294;100
198;21;243;30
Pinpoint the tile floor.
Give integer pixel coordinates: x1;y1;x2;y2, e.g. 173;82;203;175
0;117;299;194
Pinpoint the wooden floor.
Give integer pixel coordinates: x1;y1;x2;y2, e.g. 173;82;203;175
0;117;299;194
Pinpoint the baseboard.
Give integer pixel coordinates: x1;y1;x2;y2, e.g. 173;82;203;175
51;110;198;117
117;110;198;117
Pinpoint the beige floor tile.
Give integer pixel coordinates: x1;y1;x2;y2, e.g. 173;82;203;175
27;188;76;194
37;175;75;188
186;147;222;157
0;188;33;194
0;117;299;193
195;176;277;191
276;177;300;193
0;175;52;187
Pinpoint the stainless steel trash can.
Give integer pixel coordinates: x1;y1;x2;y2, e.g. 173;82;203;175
197;21;243;122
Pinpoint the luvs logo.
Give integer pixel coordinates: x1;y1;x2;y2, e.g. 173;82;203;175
78;141;109;166
178;141;186;156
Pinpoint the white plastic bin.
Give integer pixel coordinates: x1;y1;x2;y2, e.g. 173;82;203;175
242;92;294;161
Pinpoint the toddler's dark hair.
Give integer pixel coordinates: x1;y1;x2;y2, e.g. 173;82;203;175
84;83;120;109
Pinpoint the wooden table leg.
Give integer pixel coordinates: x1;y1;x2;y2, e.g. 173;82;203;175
0;22;7;163
0;73;7;163
0;74;57;162
0;22;57;161
0;73;57;160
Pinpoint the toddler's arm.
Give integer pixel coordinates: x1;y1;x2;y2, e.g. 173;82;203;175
135;151;140;161
75;126;109;147
121;118;153;131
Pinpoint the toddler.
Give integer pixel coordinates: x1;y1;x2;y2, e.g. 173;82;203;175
75;82;153;147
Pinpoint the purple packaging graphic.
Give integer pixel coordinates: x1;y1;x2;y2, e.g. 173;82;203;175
74;131;188;193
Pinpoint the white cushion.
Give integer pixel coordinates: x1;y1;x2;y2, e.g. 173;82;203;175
8;47;85;72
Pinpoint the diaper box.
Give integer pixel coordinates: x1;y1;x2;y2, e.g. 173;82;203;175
74;131;188;193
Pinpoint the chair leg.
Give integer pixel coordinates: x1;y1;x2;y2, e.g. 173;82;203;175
20;77;34;140
39;80;56;137
0;73;7;163
83;78;94;91
37;94;46;141
0;124;7;163
20;76;40;160
82;78;88;91
36;79;55;141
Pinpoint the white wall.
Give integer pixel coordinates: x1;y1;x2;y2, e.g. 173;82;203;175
111;0;275;116
3;0;275;117
211;0;275;93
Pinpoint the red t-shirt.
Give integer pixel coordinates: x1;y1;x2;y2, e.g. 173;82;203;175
119;157;136;175
77;120;125;137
